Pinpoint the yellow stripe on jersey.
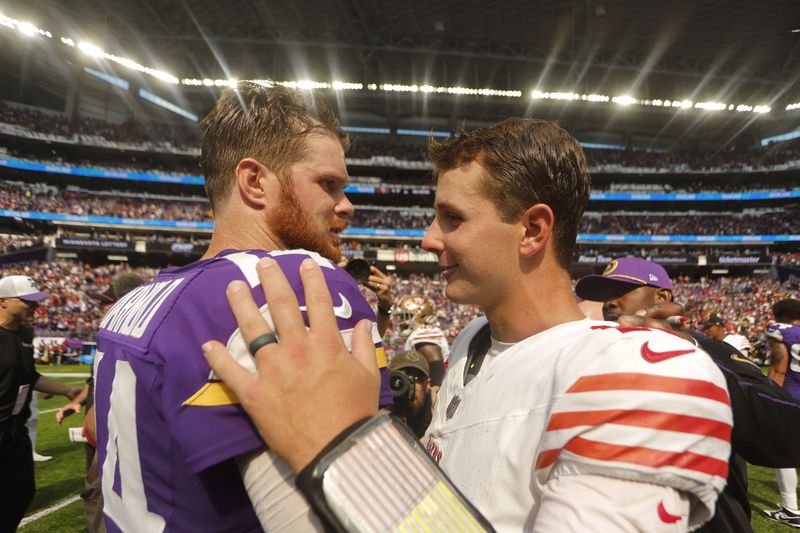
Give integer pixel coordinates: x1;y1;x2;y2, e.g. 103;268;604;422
183;382;240;406
375;345;388;369
185;346;384;407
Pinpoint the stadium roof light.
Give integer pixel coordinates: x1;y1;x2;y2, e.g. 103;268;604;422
77;41;179;84
381;83;419;92
333;81;363;91
694;102;727;111
78;41;104;58
0;12;52;39
612;95;637;106
787;102;800;111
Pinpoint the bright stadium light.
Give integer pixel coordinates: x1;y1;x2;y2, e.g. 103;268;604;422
0;14;777;111
78;41;104;58
787;102;800;111
694;102;726;111
77;41;179;84
333;81;363;90
0;12;52;39
612;95;637;106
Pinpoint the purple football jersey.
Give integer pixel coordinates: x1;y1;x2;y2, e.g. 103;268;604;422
767;322;800;399
94;249;391;532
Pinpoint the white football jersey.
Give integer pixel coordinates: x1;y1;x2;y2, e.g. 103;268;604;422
405;324;451;362
424;317;731;531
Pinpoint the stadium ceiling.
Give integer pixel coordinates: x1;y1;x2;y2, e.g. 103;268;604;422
3;0;800;150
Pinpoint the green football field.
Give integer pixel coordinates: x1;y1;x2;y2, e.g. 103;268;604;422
18;366;796;532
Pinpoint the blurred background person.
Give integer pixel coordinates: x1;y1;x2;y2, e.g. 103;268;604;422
576;258;800;533
763;299;800;528
387;350;434;438
395;294;449;387
0;275;81;532
340;258;394;337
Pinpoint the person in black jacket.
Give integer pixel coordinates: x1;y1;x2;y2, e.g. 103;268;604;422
0;275;81;531
576;257;800;533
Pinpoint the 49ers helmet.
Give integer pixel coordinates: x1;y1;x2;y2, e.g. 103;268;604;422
395;294;435;330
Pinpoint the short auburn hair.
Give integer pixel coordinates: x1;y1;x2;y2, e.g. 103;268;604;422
199;82;349;212
428;118;591;269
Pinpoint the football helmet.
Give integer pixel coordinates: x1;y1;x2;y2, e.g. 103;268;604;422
395;294;435;332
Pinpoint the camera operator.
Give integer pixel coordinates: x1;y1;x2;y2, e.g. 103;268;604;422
388;351;433;439
342;258;394;337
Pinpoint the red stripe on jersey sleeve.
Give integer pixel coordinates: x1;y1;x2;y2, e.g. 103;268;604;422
562;436;729;479
567;373;730;406
546;409;731;441
535;449;562;470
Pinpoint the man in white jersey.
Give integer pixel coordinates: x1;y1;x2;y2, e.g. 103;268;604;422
202;118;733;531
396;294;450;386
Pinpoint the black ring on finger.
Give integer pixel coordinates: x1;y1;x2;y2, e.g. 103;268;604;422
248;333;278;356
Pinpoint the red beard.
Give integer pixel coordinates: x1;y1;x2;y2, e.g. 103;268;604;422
266;184;347;263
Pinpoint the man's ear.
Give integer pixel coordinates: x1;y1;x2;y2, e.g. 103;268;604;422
656;288;673;303
234;158;274;207
520;203;554;258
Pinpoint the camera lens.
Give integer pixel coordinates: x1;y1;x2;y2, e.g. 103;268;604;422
344;258;371;283
389;370;411;398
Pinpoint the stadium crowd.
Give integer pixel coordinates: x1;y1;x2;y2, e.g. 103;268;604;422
1;179;797;235
0;102;200;150
0;260;158;337
0;180;212;221
3;101;800;173
3;256;794;363
581;211;798;235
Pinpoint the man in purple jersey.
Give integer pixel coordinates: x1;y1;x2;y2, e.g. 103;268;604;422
94;82;392;532
763;299;800;527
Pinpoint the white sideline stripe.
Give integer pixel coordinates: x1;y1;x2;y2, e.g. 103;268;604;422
41;372;90;378
19;494;81;527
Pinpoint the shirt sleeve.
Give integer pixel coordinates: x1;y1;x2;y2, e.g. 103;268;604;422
765;324;785;342
536;328;732;530
534;474;690;532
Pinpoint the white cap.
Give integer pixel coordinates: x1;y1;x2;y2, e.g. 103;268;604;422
0;275;48;302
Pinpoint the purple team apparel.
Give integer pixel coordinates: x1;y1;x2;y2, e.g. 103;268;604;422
767;322;800;399
95;249;392;532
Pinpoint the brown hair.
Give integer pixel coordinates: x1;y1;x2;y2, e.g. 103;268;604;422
199;82;349;212
773;299;800;323
428;118;591;269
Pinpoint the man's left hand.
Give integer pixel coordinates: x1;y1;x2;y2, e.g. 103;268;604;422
617;302;692;341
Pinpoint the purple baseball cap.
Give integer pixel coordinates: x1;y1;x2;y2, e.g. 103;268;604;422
575;257;673;302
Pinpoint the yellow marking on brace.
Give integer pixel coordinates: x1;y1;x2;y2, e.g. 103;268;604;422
375;346;388;368
182;382;240;406
393;482;484;532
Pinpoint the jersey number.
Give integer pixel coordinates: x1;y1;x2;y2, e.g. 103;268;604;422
790;344;800;373
101;360;166;531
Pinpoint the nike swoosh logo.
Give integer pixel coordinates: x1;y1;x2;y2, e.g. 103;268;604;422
657;500;682;524
641;342;694;363
299;293;352;319
332;293;352;319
